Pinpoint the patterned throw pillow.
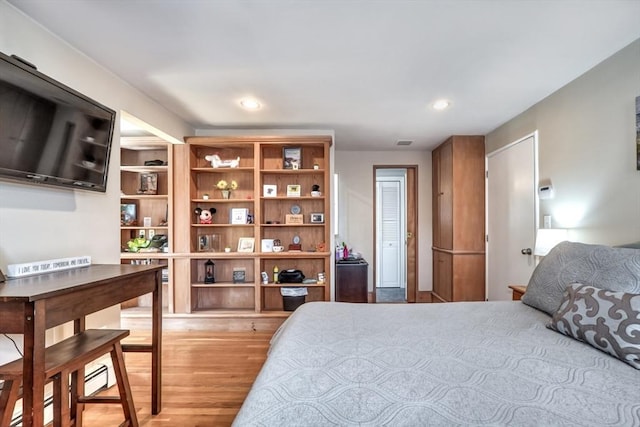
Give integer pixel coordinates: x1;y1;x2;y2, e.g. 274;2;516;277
547;283;640;369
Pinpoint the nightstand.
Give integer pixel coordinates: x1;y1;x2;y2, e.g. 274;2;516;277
508;285;527;301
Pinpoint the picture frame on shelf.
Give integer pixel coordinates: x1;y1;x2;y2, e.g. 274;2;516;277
283;147;302;170
286;184;301;197
230;208;249;224
263;184;277;197
237;237;255;253
120;204;137;226
261;239;274;252
310;213;324;223
232;267;246;283
138;172;158;195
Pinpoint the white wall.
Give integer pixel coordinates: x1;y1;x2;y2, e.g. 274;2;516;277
0;1;193;363
334;150;432;292
486;39;640;245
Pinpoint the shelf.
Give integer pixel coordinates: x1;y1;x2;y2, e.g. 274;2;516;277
120;252;170;259
192;198;254;203
191;223;254;228
261;169;325;174
260;251;330;258
121;165;168;173
262;283;326;288
121;226;169;230
184;252;257;259
261;223;325;228
121;194;168;200
191;167;254;173
261;196;324;201
192;282;255;288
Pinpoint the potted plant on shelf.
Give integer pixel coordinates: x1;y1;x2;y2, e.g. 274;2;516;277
216;179;238;199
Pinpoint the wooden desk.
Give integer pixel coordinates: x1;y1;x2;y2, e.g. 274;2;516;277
0;264;162;426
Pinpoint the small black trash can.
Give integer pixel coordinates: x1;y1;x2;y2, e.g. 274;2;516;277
281;287;308;311
283;295;306;311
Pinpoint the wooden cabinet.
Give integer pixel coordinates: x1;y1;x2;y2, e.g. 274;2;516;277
174;136;332;314
119;136;174;312
432;135;485;302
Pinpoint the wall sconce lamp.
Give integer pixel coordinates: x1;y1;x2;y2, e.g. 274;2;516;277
534;228;568;256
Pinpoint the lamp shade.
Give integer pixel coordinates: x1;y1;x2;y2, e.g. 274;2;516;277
533;228;568;256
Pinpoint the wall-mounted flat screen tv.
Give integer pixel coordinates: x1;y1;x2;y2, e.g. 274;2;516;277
0;52;115;192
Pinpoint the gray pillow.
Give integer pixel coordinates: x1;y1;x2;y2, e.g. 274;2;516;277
522;241;640;315
547;283;640;369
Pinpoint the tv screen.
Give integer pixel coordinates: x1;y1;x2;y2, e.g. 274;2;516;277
0;52;115;192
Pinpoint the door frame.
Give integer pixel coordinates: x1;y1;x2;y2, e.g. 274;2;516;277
376;171;407;289
372;165;418;303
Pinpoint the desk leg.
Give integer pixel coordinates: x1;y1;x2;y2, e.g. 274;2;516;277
22;302;46;427
72;318;86;425
151;269;162;414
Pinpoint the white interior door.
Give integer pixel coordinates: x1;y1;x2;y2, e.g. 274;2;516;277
486;134;537;300
376;172;406;289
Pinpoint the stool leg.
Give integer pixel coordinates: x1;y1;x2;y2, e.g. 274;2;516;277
70;368;84;426
110;342;139;427
0;379;21;427
52;371;71;427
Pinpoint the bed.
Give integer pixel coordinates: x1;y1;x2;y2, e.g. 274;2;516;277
233;242;640;426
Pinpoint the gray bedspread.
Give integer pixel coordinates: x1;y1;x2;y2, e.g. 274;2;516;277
233;301;640;426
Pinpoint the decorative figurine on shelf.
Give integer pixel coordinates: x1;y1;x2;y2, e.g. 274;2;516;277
311;184;321;197
195;207;217;224
272;239;284;252
205;154;240;168
204;259;215;284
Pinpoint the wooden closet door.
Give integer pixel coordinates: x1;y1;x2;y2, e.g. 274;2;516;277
437;140;453;250
452;137;485;251
433;250;452;302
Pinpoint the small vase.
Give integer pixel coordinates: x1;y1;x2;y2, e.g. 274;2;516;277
221;190;231;199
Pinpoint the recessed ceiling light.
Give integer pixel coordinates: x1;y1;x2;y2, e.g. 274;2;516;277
432;99;450;111
240;98;261;110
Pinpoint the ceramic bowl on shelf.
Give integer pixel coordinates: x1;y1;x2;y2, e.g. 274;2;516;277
273;245;285;252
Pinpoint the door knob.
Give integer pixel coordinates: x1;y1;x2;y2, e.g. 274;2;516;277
521;248;532;255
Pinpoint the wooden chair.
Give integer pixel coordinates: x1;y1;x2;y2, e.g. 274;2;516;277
0;329;138;427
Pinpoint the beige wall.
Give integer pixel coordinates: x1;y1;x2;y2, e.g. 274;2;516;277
0;1;193;362
334;150;432;292
486;38;640;245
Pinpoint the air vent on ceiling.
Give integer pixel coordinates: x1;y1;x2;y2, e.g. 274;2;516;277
396;140;413;146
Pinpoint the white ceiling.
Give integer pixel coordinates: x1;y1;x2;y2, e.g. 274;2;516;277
8;0;640;150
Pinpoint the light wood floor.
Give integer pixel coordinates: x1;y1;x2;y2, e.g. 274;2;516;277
81;330;272;426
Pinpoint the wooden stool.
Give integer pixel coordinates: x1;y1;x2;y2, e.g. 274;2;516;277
0;329;138;427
